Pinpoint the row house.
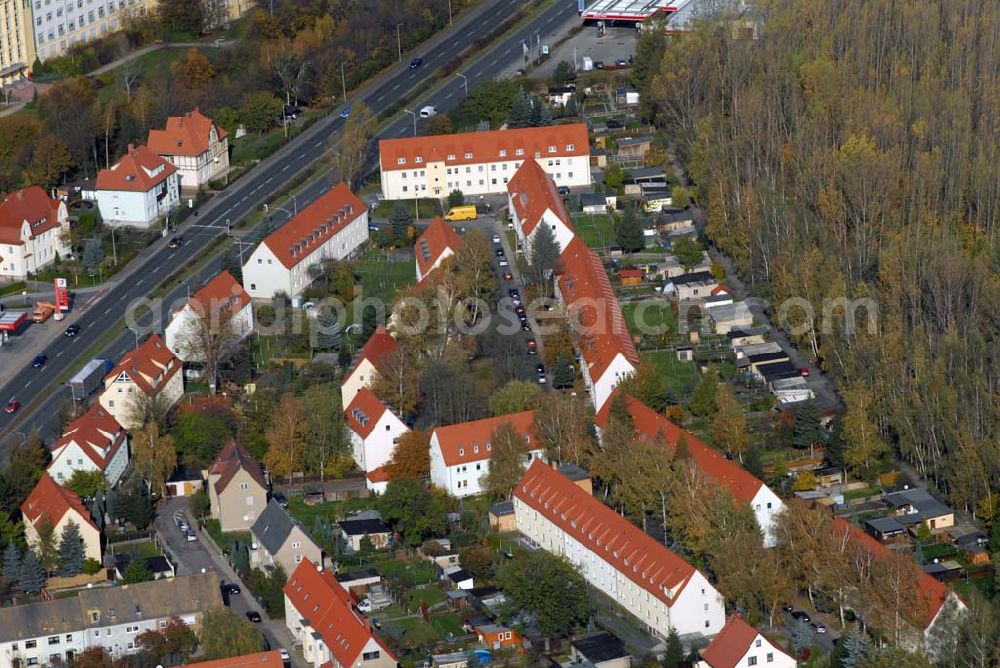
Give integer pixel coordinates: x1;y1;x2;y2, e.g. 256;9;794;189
94;144;181;228
251;499;323;576
0;186;71;280
146;109;230;190
429;410;544;498
513;461;726;639
594;392;785;546
21;472;102;564
507;158;576;256
284;560;397;668
98;333;183;430
242;182;369;300
378;124;591;199
47;402;130;487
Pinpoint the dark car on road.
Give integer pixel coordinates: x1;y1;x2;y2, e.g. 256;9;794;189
557;185;571;196
409;58;423;69
168;236;184;249
790;611;811;623
4;400;20;413
32;355;47;368
224;583;241;595
246;611;262;623
64;324;80;337
273;492;288;508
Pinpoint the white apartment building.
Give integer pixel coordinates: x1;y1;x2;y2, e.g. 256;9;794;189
0;0;35;84
47;401;129;487
30;0;154;61
242;182;368;300
146;108;230;190
378;123;591;200
345;387;408;474
507;158;576;255
429;410;543;498
0;185;71;280
513;461;727;640
94;144;181;229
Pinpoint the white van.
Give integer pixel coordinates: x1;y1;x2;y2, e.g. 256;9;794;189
419;105;437;118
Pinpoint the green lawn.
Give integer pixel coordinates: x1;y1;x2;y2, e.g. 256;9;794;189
643;349;701;396
572;213;616;248
203;518;251;548
373;558;437;586
621;301;677;337
374;199;441;220
404;586;448;608
354;249;415;304
285;495;374;529
383;613;464;645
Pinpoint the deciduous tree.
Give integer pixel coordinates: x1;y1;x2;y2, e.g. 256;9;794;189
481;424;529;500
497;550;590;637
385;430;431;481
199;607;263;659
131;422;177;497
488;380;542;416
710;384;748;462
171;48;216;88
265;393;307;483
376;479;447;547
65;469;106;501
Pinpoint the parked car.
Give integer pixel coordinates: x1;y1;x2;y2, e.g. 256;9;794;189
499;258;509;267
615;58;628;67
606;119;623;129
279;649;290;661
64;324;80;337
31;355;47;368
790;611;811;623
502;271;513;281
246;611;262;623
340;107;351;119
273;492;288;507
514;305;526;315
557;185;571;196
813;622;827;634
184;530;198;542
537;364;547;384
4;400;20;413
594;60;605;69
168;236;184;249
409;57;423;69
496;248;505;257
799;367;810;377
526;338;537;354
492;234;502;244
508;288;520;298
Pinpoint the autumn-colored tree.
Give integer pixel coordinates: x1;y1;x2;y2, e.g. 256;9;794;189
171;48;217;88
481;424;529;500
265;393;307;483
710;384;748;462
372;348;421;417
385;430;431;480
533;393;593;465
840;381;890;478
131;422;177;497
488;380;542;416
24;135;73;187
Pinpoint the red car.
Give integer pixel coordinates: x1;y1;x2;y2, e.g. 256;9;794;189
4;400;21;413
502;272;513;281
799;367;810;377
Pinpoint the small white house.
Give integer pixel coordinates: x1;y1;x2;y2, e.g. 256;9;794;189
697;614;797;668
94;144;181;228
0;186;72;280
429;411;544;497
47;402;129;487
146;108;230;190
345;387;409;474
415;217;462;283
507;158;576;256
164;270;253;362
243;182;368;300
98;333;184;430
341;327;398;411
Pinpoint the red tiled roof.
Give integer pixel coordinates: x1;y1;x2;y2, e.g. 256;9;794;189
96;145;177;193
0;186;65;245
358;327;398;369
711;285;729;295
700;614;794;668
415;217;462;279
21;473;98;533
147;108;228;158
557;237;639;381
432;410;537;466
345;387;390;439
104;333;181;397
209;439;267;496
379;123;590;172
49;403;126;473
831;518;952;629
366;467;390;483
262;182;365;269
594;393;764;504
514;460;698;607
619;269;643;279
184;651;285;667
182;271;251;321
284;561;396;668
507;158;573;237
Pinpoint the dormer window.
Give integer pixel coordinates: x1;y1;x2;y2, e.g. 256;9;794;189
566;144;575;151
548;146;556;153
459;448;464;456
447;154;456;160
464;152;473;159
515;148;524;156
397;157;406;165
415;157;423;164
499;150;507;157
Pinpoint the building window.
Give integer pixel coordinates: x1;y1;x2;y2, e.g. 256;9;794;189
566;144;575;151
246;496;255;506
704;620;710;628
159;620;168;629
548;145;556;153
292;541;301;549
499;150;507;157
447;154;456;160
755;639;762;647
748;658;757;667
48;636;60;645
415;157;423;163
363;651;381;661
766;653;774;662
240;482;249;490
397;158;405;165
464;152;473;159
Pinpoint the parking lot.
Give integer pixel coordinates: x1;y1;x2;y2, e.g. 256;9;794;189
500;24;639;78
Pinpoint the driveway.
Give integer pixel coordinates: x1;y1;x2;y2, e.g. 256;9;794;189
156;497;306;667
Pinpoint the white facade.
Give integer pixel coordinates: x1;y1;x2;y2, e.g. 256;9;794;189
0;627;87;667
342;357;378;411
429;436;544;498
95;170;180;229
513;496;726;638
30;0;155;61
416;244;455;282
583;352;637;414
698;630;797;668
0;194;71;281
48;435;129;487
750;486;783;548
164;296;254;362
510;200;576;257
349;409;408;474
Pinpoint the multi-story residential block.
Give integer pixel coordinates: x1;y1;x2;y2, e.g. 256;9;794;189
186;651;287;668
414;217;462;283
207;439;268;532
429;410;543;498
146;109;230;190
341;326;397;411
21;472;102;563
47;402;129;487
697;614;796;668
513;460;727;639
507;158;576;255
242;182;368;300
0;185;71;280
555;237;639;412
284;560;397;668
250;499;323;575
344;387;408;475
29;0;154;61
0;572;222;666
98;333;183;429
378;124;591;200
0;0;36;84
94;144;181;228
164;270;253;367
594;393;785;547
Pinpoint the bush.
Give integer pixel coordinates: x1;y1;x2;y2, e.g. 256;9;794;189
82;558;102;575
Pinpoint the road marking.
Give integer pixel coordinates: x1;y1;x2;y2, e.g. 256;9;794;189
24;380;31;388
104;307;112;314
298;153;307;159
135;278;144;287
392;84;400;90
266;177;273;183
87;322;95;328
282;165;290;172
376;95;385;103
56;350;64;358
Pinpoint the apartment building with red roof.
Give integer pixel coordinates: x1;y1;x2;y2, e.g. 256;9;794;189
185;650;286;668
594;393;785;546
0;186;71;280
513;460;725;639
165;270;254;368
94;144;181;228
696;614;796;668
556;236;639;412
47;402;130;487
429;410;544;497
283;560;397;668
415;217;463;282
507;158;576;255
242;182;368;300
147;109;230;189
98;333;183;429
21;473;102;563
379;124;591;200
341;326;399;412
345;387;409;476
208;439;269;531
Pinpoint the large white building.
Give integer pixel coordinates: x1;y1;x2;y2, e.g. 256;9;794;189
0;572;222;666
556;237;639;413
0;186;71;280
94;144;181;229
429;410;543;497
0;0;35;84
164;270;253;362
29;0;152;61
513;461;726;640
345;387;408;475
378;124;592;200
98;333;183;429
47;401;129;487
595;393;785;547
507;158;576;255
242;182;368;300
146;108;230;190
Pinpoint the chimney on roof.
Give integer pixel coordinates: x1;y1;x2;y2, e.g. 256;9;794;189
127;144;135;153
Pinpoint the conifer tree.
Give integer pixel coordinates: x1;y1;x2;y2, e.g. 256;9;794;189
57;520;85;577
20;550;46;595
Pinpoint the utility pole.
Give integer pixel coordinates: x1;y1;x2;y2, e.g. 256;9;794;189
447;0;452;25
341;62;347;104
396;23;404;61
403;109;417;136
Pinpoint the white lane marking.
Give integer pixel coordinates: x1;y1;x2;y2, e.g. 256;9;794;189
56;350;64;358
392;84;400;90
87;321;95;328
104;307;112;314
135;278;144;286
24;380;31;388
298;153;307;159
266;177;273;183
282;165;290;171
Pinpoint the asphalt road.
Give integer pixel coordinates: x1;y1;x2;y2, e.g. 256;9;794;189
0;0;580;446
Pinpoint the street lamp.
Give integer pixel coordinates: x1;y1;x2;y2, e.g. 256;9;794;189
340;62;347;105
456;72;468;98
396;23;404;62
447;0;452;25
403;109;417;136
